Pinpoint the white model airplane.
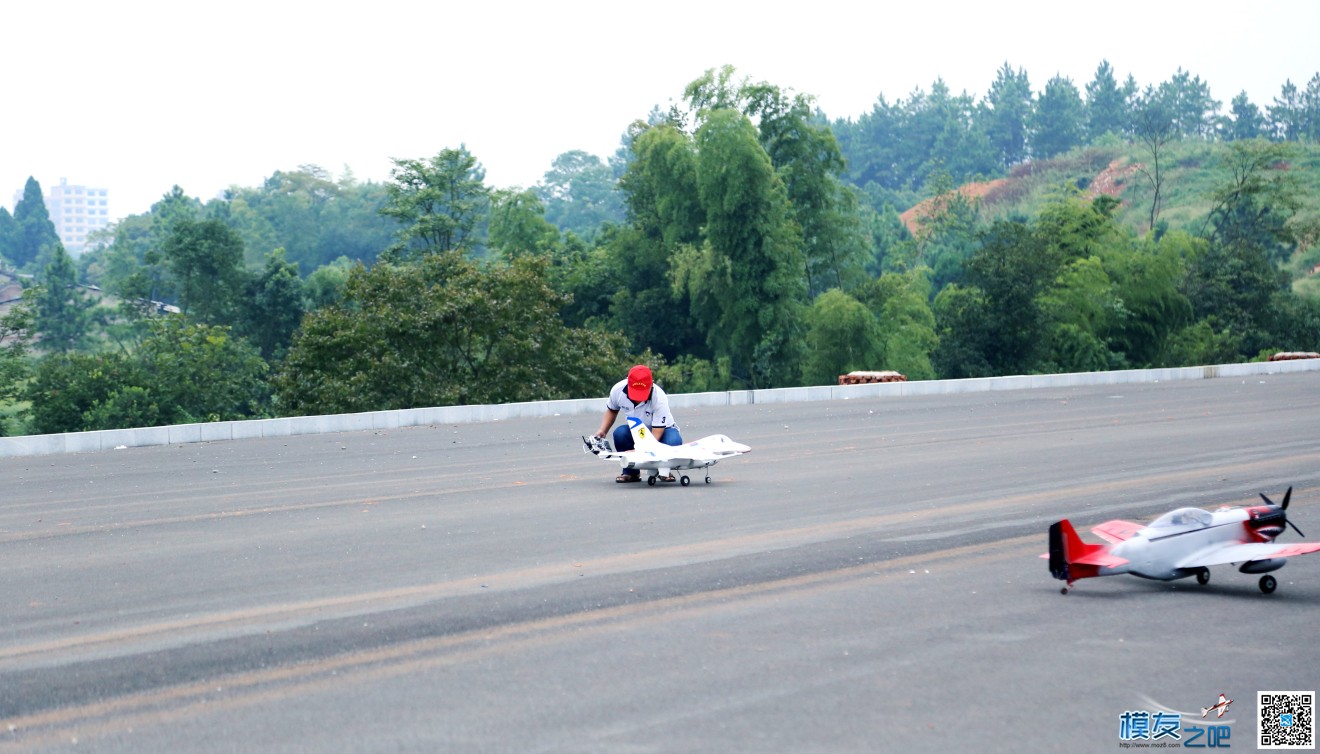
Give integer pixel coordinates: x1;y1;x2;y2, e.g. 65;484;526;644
1202;694;1233;719
582;416;751;486
1046;487;1320;594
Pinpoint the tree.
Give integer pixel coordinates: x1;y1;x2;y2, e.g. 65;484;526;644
1132;86;1177;232
161;218;249;325
854;269;939;380
802;289;884;385
25;317;269;433
961;219;1059;375
0;209;18;267
488;189;560;260
1225;91;1265;140
982;62;1033;169
608;122;707;358
9;178;60;270
1160;68;1219;138
303;256;356;311
1203;139;1304;265
31;244;97;353
273;252;630;415
1084;60;1128;140
536;150;625;240
0;299;34;411
1032;75;1084;159
1268;79;1304;141
133;317;270;424
380;146;489;261
241;248;304;361
680;108;807;388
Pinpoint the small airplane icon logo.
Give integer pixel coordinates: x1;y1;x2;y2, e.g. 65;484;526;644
1202;693;1233;718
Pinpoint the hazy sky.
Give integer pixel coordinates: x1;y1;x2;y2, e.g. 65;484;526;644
4;0;1317;222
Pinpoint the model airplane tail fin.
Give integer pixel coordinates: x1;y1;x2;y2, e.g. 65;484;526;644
625;416;663;450
1047;520;1075;582
1048;519;1126;583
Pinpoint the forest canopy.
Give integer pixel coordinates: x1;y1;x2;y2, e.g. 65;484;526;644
1;60;1319;435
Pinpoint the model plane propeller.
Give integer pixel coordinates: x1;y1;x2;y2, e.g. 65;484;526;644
1045;486;1320;594
582;416;750;486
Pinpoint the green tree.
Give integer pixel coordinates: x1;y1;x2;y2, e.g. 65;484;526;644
1132;86;1177;232
1225;91;1265;140
0;299;34;410
1084;60;1128;140
1203;139;1304;265
802;289;885;385
1160;68;1219;138
488;189;560;260
241;248;304;361
854;269;940;380
681;108;807;387
10;178;60;270
273;252;629;415
1101;231;1193;368
25;318;270;433
536;150;625;240
303;256;356;311
609;122;706;358
932;283;993;378
962;219;1059;375
0;208;18;266
27;352;146;434
133;317;270;423
981;62;1033;169
32;244;97;353
1032;75;1084;159
380;146;490;261
161;218;249;325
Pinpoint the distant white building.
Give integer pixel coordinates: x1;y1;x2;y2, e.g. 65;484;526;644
9;178;111;257
46;178;110;257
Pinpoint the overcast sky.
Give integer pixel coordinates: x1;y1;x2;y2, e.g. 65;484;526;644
4;0;1317;222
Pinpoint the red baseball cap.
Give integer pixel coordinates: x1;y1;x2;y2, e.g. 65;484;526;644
627;364;653;402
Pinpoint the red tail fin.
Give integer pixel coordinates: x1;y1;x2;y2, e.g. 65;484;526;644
1048;519;1119;583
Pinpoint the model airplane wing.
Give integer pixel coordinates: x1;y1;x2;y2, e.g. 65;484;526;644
1091;519;1144;543
1175;541;1320;570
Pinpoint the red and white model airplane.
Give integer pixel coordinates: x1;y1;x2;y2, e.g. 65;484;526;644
1047;487;1320;594
1202;694;1233;719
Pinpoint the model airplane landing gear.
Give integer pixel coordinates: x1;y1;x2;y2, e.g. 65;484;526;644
1259;574;1277;594
705;475;712;484
646;474;657;486
1195;568;1210;585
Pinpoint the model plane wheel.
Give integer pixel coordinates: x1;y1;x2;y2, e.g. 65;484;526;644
647;476;657;486
680;475;690;486
1259;574;1277;594
704;476;711;484
1195;568;1210;586
1060;586;1069;595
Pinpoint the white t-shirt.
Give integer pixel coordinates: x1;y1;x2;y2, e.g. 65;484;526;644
606;379;675;429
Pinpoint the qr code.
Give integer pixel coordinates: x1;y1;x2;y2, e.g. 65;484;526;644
1260;691;1315;749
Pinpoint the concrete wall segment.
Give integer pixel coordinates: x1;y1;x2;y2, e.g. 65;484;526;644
3;358;1318;458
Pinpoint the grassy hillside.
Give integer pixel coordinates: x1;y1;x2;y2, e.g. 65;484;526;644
918;139;1320;237
900;139;1320;296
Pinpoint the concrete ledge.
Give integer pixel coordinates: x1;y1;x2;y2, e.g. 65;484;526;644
4;357;1319;458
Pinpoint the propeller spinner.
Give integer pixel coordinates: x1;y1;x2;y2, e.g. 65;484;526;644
1259;487;1304;537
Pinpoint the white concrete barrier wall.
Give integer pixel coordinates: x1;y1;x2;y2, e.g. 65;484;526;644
1;358;1318;459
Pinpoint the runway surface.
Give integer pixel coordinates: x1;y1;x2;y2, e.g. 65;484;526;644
2;373;1318;753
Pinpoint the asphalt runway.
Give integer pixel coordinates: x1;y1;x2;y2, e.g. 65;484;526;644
2;373;1319;753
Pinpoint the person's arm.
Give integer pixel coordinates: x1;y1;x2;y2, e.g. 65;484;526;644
652;426;666;442
595;408;619;438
